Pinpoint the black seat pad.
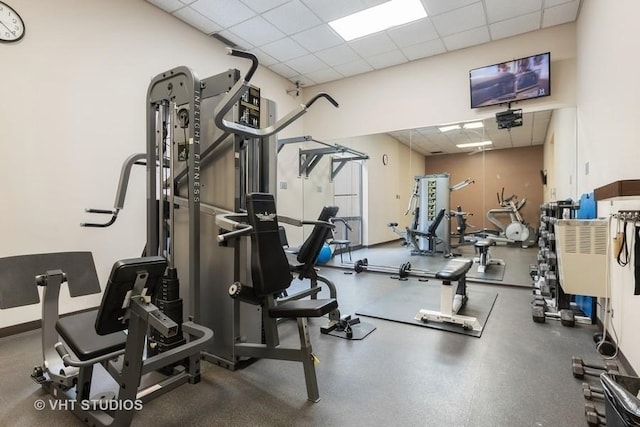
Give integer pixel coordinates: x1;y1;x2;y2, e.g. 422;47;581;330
435;259;473;281
268;298;338;319
56;310;127;361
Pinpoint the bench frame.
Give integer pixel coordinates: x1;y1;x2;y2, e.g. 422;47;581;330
414;259;482;332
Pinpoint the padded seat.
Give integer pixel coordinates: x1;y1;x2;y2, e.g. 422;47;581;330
474;239;492;248
268;298;337;319
56;310;127;361
435;259;473;281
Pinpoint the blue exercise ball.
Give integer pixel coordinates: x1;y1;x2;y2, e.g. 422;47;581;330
316;244;333;264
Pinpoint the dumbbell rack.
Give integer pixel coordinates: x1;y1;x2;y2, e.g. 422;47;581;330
531;201;595;325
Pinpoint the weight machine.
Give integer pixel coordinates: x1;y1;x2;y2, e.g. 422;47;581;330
391;174;474;256
83;49;343;396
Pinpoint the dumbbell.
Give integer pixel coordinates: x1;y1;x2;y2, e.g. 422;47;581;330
583;383;605;401
584;402;607;426
572;360;619;379
572;357;619;373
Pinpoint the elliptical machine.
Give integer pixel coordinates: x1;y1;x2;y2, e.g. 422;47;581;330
483;188;537;246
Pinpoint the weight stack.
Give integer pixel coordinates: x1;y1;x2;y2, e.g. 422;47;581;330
147;268;187;369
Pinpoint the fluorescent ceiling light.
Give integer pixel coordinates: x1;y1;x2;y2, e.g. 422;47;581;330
463;122;484;129
456;141;492;148
329;0;428;41
438;124;461;132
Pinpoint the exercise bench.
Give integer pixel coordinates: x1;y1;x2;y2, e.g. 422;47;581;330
414;258;482;332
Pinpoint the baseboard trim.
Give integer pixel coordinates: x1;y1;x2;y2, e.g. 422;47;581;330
0;306;98;339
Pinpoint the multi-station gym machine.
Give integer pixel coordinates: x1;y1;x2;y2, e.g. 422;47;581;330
86;49;341;371
145;49;341;369
402;173;474;255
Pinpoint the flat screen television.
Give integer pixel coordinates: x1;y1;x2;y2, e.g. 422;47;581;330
470;52;550;108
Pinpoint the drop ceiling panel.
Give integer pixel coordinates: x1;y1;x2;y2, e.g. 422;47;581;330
490;12;541;41
306;68;344;84
431;3;487;37
542;0;580;28
147;0;581;87
227;16;283;47
292;25;344;52
315;44;360;67
484;0;542;24
386;19;439;48
260;37;308;62
366;50;408;70
190;0;255;28
348;32;398;58
148;0;183;12
262;1;321;35
422;0;480;17
239;0;290;13
172;7;222;33
401;39;446;60
442;26;491;51
333;59;374;77
284;54;329;74
300;0;370;22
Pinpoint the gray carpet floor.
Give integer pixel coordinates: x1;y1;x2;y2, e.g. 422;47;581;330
0;246;616;426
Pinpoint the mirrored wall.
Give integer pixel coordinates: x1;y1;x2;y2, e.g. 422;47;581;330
276;107;576;251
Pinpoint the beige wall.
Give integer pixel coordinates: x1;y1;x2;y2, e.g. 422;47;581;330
424;146;544;234
0;0;305;328
543;108;577;203
303;24;577;141
336;134;426;246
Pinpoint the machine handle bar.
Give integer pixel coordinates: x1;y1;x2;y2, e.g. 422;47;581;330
81;209;119;228
217;225;252;242
228;48;258;82
306;92;339;109
214;49;339;139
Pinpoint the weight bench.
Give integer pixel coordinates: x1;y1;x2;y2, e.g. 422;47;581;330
414;258;482;332
473;238;505;273
224;193;338;401
0;253;213;426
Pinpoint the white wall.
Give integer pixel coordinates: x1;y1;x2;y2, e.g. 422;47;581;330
575;0;640;372
0;0;305;328
302;23;577;140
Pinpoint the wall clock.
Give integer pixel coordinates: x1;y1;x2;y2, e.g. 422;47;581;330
0;2;25;43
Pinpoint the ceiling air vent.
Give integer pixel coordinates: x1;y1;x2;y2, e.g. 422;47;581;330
430;151;444;155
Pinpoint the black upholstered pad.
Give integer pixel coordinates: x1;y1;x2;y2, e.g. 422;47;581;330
56;310;127;361
297;206;338;265
95;256;167;335
269;298;338;319
0;252;100;309
435;259;473;281
246;193;294;296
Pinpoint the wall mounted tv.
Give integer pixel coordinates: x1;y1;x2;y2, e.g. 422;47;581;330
470;52;550;108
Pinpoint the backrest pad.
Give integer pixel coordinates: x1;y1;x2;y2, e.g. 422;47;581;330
246;193;293;297
95;256;167;335
297;206;339;265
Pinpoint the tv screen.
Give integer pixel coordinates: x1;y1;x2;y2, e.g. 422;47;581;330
470;52;550;108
